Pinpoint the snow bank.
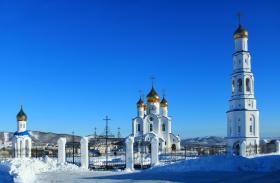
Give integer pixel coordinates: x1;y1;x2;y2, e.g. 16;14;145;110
150;155;280;173
0;156;87;183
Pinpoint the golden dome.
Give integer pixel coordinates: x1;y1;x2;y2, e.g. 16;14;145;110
16;106;27;121
137;98;145;108
160;97;168;107
234;25;248;39
146;86;160;103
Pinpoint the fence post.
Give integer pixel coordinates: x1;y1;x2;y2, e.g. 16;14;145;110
240;141;246;157
151;136;159;166
57;137;66;164
276;141;280;154
125;136;134;171
80;137;89;169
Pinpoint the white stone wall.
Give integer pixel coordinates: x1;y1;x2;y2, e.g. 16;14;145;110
13;136;32;158
57;137;66;164
125;136;134;171
80;137;89;169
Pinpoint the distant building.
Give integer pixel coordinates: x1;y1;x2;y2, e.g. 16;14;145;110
12;106;32;158
131;85;180;152
227;22;260;156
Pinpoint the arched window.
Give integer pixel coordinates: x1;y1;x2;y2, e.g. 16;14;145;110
150;124;153;132
238;79;242;92
246;78;251;92
162;124;166;132
232;80;235;94
250;115;256;136
137;124;141;132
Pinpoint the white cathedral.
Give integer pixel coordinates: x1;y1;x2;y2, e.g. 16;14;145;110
12;106;32;158
131;86;180;152
227;23;260;156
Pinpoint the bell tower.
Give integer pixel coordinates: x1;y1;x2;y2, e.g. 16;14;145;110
227;19;260;156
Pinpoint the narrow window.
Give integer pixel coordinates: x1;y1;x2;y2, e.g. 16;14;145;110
238;79;242;92
250;125;252;133
162;124;166;132
246;78;251;92
232;80;235;95
150;124;153;132
137;124;141;132
238;126;241;135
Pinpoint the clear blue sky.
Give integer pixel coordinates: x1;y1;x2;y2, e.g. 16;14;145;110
0;0;279;138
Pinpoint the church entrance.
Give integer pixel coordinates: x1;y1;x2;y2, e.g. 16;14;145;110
233;143;240;156
171;144;176;151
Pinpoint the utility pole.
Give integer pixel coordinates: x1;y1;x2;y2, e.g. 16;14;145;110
103;115;111;170
117;127;121;138
72;131;75;164
94;127;97;138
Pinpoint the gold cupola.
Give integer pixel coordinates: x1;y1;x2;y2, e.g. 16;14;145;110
137;97;145;108
234;24;248;39
16;105;27;121
146;86;160;103
160;97;168;107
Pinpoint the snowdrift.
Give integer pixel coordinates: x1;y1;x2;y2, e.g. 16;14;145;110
0;156;86;183
150;155;280;173
1;155;280;183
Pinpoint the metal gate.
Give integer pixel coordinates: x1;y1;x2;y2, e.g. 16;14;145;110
88;137;125;170
134;140;151;169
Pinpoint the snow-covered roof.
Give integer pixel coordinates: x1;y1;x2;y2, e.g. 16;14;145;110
14;130;31;137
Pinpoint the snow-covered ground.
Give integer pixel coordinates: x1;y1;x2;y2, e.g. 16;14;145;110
1;154;280;183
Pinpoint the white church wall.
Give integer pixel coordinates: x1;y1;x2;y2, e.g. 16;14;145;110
234;38;248;52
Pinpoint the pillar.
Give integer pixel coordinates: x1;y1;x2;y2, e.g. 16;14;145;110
57;137;66;164
17;139;20;158
27;138;32;158
240;141;246;157
276;141;280;154
80;137;89;169
13;139;18;158
151;136;159;166
21;140;26;158
125;136;134;171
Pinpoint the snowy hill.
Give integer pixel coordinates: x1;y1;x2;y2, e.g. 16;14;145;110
181;136;226;147
0;131;81;147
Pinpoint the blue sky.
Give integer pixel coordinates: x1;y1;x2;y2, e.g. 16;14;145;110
0;0;279;138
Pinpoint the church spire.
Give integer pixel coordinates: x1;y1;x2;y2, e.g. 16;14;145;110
234;13;248;39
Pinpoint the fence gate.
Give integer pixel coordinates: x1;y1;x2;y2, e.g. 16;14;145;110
66;141;81;166
134;140;151;169
88;137;126;170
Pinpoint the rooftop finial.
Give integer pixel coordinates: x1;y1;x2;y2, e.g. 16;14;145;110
237;12;242;25
162;89;166;98
150;75;155;87
138;89;143;99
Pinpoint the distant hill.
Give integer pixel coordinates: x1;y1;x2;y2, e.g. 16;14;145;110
0;131;82;147
181;136;227;147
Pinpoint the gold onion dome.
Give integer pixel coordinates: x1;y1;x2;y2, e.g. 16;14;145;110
16;106;27;121
160;97;168;107
146;86;160;103
234;24;248;39
137;98;145;108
